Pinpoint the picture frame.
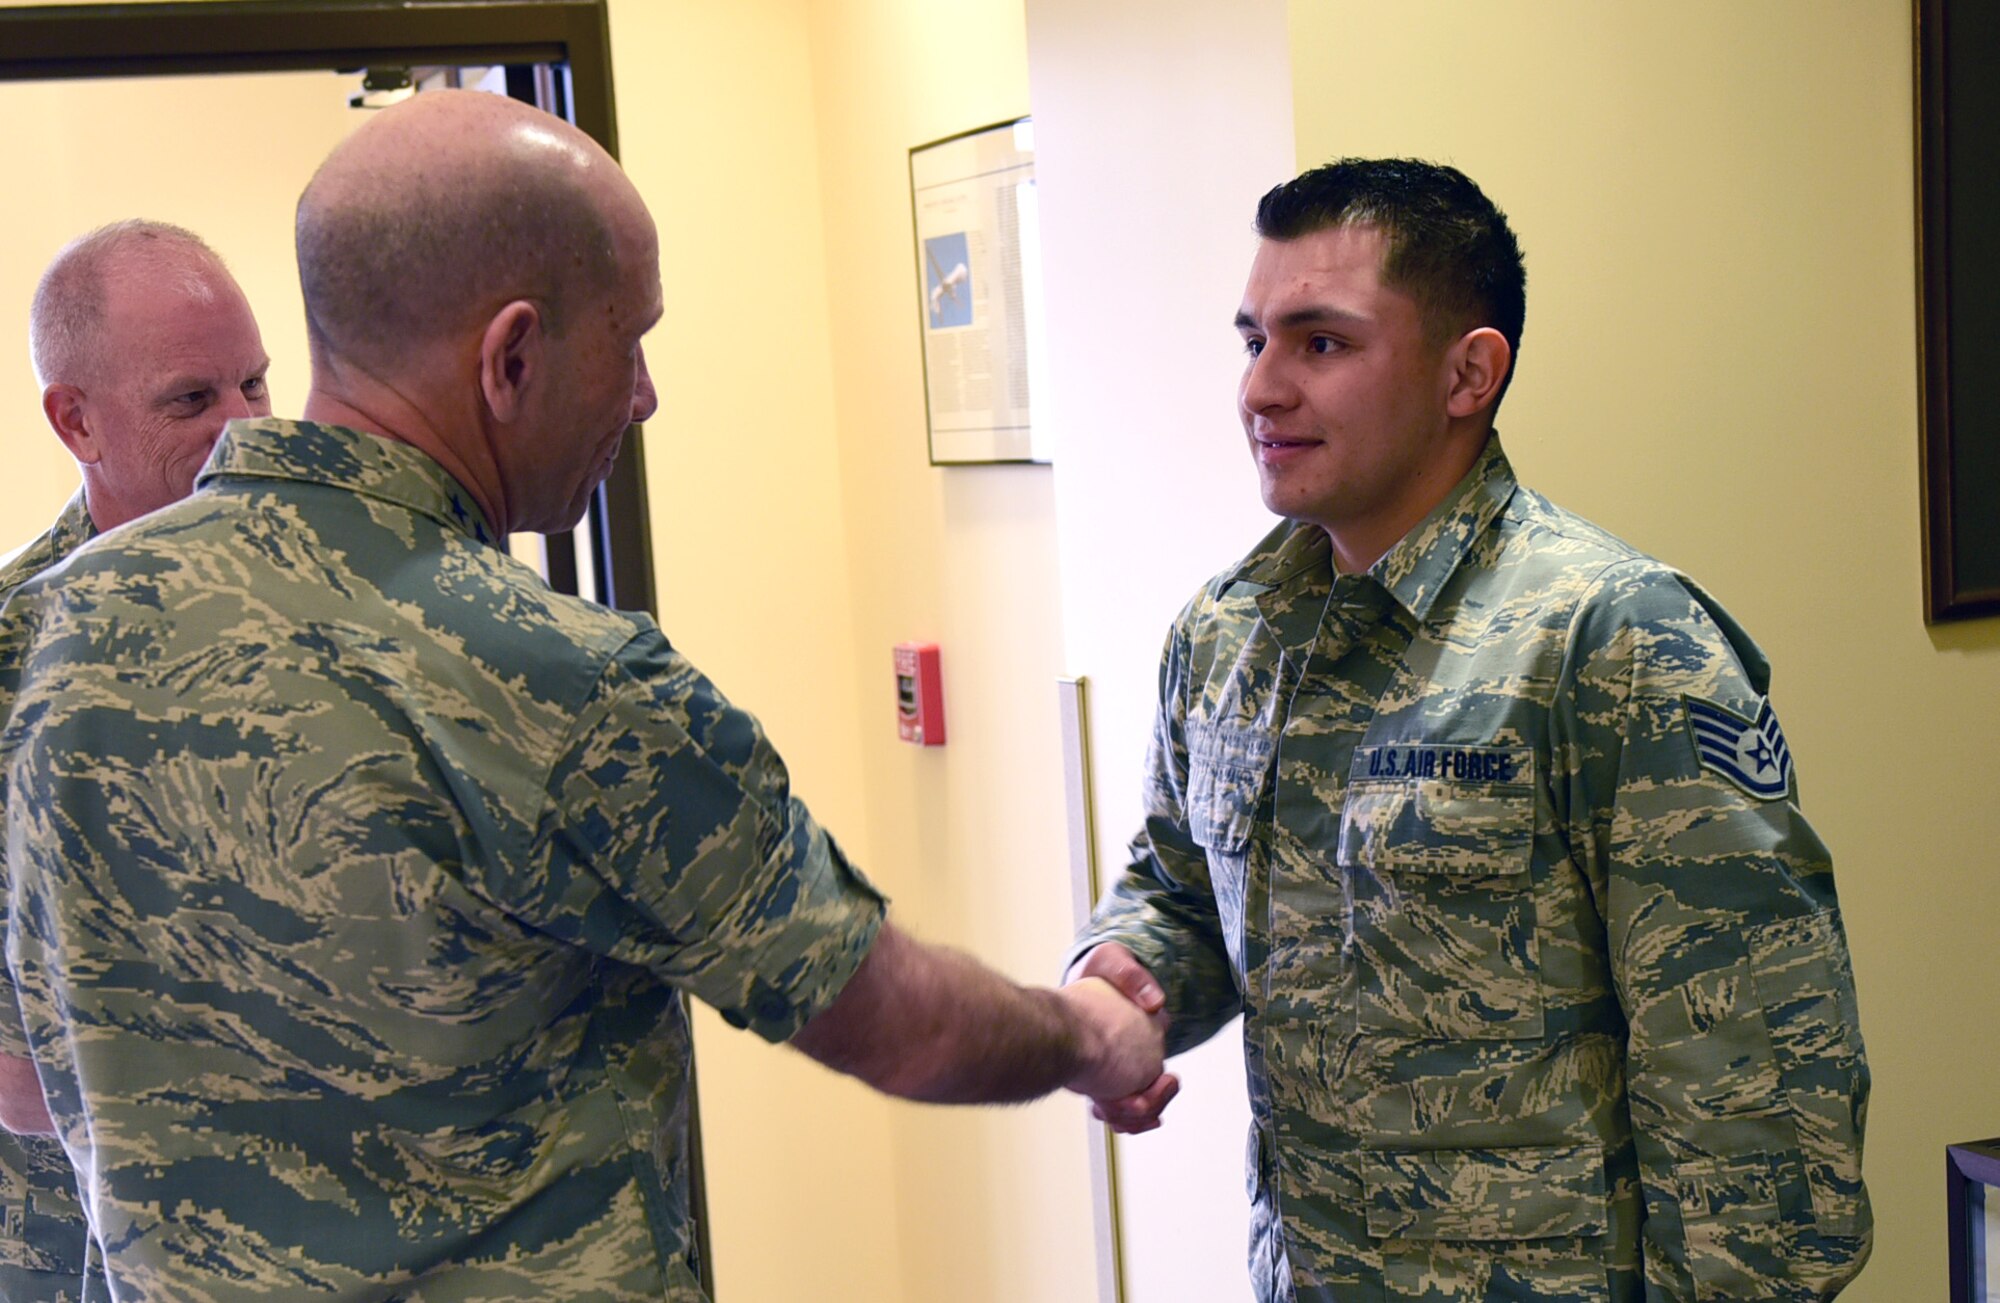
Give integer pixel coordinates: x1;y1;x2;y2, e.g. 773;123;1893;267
1950;1139;2000;1300
1916;0;2000;622
908;116;1048;465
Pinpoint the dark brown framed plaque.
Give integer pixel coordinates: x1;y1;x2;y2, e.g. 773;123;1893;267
1918;0;2000;622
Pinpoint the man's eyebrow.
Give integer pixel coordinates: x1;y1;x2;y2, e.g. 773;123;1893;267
1235;305;1370;332
155;357;272;396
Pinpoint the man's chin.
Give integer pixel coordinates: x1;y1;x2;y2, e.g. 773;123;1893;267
1256;477;1303;521
517;465;615;538
537;492;598;538
519;509;586;538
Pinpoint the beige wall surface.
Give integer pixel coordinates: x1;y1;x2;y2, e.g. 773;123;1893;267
1289;2;1976;1299
0;68;355;551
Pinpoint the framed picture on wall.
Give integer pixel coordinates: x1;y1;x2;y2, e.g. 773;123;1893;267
908;117;1050;465
1949;1140;2000;1300
1917;0;2000;622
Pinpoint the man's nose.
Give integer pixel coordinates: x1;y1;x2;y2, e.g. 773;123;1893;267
1240;348;1295;414
630;346;659;425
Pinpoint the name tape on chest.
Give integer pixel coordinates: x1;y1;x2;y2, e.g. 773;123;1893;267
1682;695;1792;800
1352;744;1525;784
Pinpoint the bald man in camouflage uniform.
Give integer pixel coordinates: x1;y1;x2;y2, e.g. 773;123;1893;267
0;220;270;1302
1070;160;1869;1300
0;93;1166;1301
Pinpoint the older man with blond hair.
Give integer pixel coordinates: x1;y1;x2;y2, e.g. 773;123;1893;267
0;218;270;1303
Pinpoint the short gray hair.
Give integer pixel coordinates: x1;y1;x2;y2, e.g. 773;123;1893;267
29;220;224;387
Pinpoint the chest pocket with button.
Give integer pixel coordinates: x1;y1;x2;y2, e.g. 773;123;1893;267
1185;726;1273;980
1338;744;1544;1041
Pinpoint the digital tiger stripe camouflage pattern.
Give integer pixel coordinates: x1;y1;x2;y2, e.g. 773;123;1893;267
0;488;97;1303
0;420;885;1301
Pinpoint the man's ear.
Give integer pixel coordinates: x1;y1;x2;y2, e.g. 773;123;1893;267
478;301;545;424
1444;326;1512;419
42;384;101;465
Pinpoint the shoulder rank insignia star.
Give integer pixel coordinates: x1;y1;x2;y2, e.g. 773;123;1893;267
1682;694;1793;800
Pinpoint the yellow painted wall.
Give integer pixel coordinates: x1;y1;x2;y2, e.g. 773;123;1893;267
0;68;354;551
1289;3;1968;1298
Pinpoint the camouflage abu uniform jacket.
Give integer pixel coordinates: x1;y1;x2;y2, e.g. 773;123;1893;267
1075;439;1869;1302
0;490;95;1303
0;419;886;1302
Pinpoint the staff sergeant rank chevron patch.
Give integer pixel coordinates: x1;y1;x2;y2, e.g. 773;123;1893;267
1683;694;1793;800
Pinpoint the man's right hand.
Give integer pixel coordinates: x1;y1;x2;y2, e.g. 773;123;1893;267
1063;944;1180;1134
1059;977;1166;1100
789;921;1182;1114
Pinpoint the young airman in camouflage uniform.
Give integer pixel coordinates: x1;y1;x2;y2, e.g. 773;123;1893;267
1072;160;1869;1301
0;94;1166;1301
0;220;273;1303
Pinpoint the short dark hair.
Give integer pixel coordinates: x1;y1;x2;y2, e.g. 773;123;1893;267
1256;158;1526;408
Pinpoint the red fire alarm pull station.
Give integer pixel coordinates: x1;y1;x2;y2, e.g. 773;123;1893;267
894;642;946;746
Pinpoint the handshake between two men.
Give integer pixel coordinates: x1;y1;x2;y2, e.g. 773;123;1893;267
0;90;1190;1303
786;921;1181;1131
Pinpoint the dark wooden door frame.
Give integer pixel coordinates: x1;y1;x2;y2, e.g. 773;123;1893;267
0;0;702;1290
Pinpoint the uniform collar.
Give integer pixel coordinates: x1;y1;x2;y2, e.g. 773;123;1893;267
196;417;500;547
43;488;96;561
1369;436;1517;623
0;488;96;591
1230;435;1517;623
1235;517;1333;593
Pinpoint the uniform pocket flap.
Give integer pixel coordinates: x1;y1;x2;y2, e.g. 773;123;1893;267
1339;747;1535;877
1186;728;1273;853
1362;1143;1609;1241
1673;1153;1787;1300
1744;909;1869;1237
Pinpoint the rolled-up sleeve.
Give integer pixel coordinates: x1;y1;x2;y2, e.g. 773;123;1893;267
524;629;886;1043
